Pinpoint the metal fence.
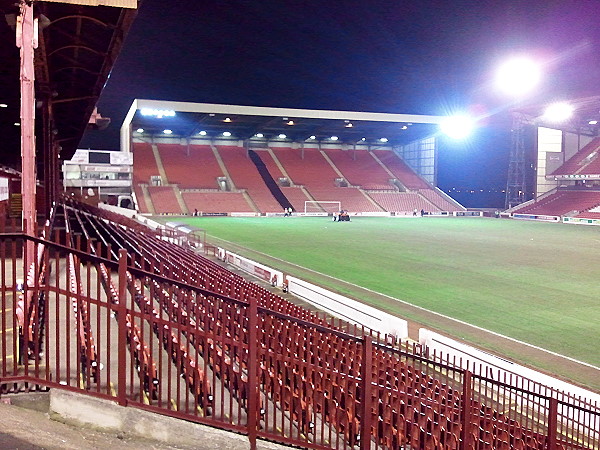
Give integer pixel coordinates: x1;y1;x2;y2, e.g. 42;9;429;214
0;232;598;450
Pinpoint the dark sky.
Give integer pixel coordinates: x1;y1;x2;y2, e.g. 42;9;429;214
81;0;600;207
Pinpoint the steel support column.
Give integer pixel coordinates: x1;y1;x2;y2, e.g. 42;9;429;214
505;112;527;209
18;1;37;237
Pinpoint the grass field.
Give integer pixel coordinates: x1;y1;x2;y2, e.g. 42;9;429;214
165;216;600;389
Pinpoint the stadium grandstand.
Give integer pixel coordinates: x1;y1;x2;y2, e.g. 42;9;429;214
0;1;599;449
506;98;600;222
116;99;466;217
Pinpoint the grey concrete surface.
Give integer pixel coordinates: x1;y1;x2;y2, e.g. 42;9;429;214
0;389;292;450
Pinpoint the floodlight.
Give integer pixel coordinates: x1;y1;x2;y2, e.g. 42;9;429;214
278;134;287;139
141;108;175;118
360;137;366;141
345;123;353;128
401;125;408;130
223;117;232;123
309;135;316;140
199;130;207;135
440;115;473;139
495;57;541;96
163;129;172;134
255;133;264;138
0;103;7;108
222;131;232;137
543;102;574;122
589;120;598;125
136;128;144;133
330;136;339;141
287;120;295;125
379;138;388;143
14;122;20;126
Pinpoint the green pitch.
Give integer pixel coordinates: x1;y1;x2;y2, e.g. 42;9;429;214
167;216;600;388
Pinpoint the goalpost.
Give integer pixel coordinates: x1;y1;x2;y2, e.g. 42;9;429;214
304;200;341;214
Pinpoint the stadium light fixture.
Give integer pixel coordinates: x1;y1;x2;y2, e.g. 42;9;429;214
223;117;232;123
222;131;232;137
379;137;388;143
345;122;353;128
542;102;574;122
136;128;144;133
199;130;207;136
330;136;339;141
309;135;316;140
278;134;287;139
440;115;474;139
589;120;598;125
401;125;408;130
360;137;366;141
163;129;173;135
14;122;20;126
0;103;7;108
255;133;264;138
495;57;541;97
286;120;295;125
141;108;176;118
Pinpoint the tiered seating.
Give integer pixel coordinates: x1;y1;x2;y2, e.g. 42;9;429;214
310;187;382;212
216;146;282;213
67;253;99;383
147;186;182;214
272;147;382;212
418;189;463;212
280;187;311;212
253;149;285;180
515;190;600;216
132;184;149;213
132;142;159;184
369;192;437;213
157;143;223;189
576;211;600;219
272;147;338;189
551;138;600;175
181;191;254;214
324;148;393;189
373;150;430;189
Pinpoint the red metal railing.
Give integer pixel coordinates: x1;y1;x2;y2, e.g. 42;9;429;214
0;233;598;450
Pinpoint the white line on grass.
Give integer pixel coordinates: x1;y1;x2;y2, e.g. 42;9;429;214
213;236;600;372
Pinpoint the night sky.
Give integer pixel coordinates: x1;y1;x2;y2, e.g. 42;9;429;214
81;0;600;208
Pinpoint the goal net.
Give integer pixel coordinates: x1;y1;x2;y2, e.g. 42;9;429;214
304;201;341;214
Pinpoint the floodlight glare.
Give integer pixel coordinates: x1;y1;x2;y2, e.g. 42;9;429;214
255;133;264;138
136;128;144;133
440;115;474;139
379;137;388;143
163;129;173;135
141;108;175;118
199;130;207;135
222;131;232;137
330;136;339;141
309;135;316;140
401;125;408;130
360;137;366;141
543;102;574;122
0;103;7;108
278;134;287;139
495;57;541;96
589;120;598;125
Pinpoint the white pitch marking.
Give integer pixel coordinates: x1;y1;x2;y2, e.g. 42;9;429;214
211;236;600;372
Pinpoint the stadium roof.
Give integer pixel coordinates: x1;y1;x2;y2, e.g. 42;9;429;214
121;99;447;152
0;0;138;167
